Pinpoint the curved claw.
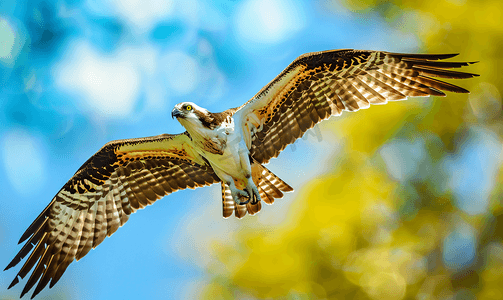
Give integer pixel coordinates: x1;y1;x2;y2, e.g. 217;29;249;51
245;184;261;205
234;189;250;205
237;198;250;205
230;182;261;206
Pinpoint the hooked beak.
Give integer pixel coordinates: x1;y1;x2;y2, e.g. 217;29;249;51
171;108;183;119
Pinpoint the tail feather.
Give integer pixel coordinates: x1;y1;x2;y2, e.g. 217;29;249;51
220;162;293;218
234;202;247;218
259;175;284;199
261;167;293;193
221;183;234;218
246;200;261;216
259;186;275;205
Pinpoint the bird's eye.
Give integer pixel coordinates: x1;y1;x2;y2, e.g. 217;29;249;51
185;105;192;111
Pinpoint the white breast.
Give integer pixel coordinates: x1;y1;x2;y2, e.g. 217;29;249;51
198;117;250;180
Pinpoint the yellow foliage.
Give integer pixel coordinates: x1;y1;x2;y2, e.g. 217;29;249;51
199;1;503;299
332;100;419;154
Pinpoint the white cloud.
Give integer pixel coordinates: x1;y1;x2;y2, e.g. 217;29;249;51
2;129;47;197
86;0;175;32
111;0;174;31
235;0;305;46
54;40;141;118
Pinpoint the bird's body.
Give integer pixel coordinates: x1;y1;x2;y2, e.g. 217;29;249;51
5;49;478;298
172;102;263;205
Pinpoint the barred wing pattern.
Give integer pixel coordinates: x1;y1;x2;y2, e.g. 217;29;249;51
237;49;478;164
5;133;220;299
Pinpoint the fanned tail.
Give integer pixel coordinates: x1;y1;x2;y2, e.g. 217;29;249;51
252;162;293;205
221;162;293;219
221;182;260;218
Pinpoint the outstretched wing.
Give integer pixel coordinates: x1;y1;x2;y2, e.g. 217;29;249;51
236;49;478;164
5;132;220;298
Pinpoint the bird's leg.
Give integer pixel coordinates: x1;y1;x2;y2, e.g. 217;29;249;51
230;181;250;205
234;147;260;205
219;173;250;205
244;174;261;205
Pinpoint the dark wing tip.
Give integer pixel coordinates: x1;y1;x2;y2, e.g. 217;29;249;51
31;286;43;299
18;235;29;245
457;88;471;93
20;287;29;298
8;276;20;289
428;53;459;60
19;199;56;244
49;277;58;288
390;52;460;60
5;260;17;271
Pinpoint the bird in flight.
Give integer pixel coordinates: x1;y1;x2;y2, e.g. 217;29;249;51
5;49;478;298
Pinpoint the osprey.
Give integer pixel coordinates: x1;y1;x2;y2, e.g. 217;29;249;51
5;49;478;298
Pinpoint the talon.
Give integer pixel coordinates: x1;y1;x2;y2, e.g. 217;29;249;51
238;198;250;205
233;189;250;205
245;184;261;205
229;181;261;206
246;187;256;205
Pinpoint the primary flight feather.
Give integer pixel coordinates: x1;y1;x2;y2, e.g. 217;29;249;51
5;49;478;298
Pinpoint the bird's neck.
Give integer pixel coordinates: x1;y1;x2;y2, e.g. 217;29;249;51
177;118;212;143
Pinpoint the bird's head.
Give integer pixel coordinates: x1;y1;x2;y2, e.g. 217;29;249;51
172;102;215;131
172;102;201;119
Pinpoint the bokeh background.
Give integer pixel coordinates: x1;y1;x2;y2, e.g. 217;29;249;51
0;0;501;299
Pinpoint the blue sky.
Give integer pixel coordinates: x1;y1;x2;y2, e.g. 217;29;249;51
0;0;497;299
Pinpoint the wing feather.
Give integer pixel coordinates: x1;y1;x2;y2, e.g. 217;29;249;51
6;132;220;298
76;206;96;260
236;49;478;164
32;248;57;297
351;77;387;104
20;233;50;298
